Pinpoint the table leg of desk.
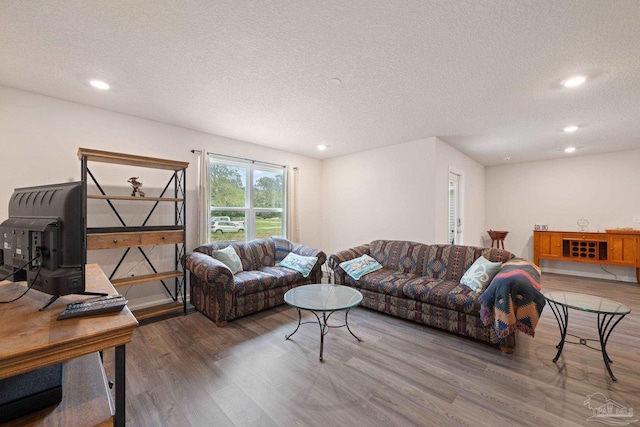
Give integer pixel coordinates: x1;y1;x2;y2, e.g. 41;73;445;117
115;344;126;426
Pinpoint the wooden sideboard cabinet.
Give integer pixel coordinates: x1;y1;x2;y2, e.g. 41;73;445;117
533;230;640;283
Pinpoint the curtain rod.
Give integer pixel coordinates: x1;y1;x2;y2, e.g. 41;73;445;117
190;149;286;169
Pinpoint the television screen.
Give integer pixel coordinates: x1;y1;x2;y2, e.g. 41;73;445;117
0;181;86;302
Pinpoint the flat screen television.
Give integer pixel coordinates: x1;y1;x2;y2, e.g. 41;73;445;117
0;181;99;309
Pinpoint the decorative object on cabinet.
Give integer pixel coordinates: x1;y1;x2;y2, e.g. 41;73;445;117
79;148;189;320
577;217;589;232
487;230;508;249
533;230;640;283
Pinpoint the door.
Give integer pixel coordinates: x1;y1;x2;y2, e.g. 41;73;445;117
448;172;462;244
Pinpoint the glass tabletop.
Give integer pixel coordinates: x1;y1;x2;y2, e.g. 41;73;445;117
543;291;630;315
284;284;363;311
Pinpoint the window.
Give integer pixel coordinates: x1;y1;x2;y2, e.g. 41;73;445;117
208;155;286;242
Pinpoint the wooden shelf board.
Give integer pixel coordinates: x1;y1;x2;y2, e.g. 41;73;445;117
133;302;183;321
111;271;183;287
78;147;189;171
87;194;183;202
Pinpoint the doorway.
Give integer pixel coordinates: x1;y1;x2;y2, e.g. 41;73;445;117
448;171;462;244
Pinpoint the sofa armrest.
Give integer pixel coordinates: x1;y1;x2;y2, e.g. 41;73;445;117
184;251;235;325
327;244;371;284
291;243;327;283
184;251;234;283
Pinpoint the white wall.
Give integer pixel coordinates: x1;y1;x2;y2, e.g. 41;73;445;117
0;85;323;308
434;137;486;246
485;149;640;282
321;136;486;255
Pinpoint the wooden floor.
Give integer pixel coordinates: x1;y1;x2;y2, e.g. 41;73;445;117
103;273;640;426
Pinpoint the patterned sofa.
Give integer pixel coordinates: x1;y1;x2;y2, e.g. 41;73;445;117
328;240;544;352
184;237;326;326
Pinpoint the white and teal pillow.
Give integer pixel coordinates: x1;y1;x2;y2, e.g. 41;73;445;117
460;256;502;293
213;245;243;274
340;254;383;280
279;252;318;278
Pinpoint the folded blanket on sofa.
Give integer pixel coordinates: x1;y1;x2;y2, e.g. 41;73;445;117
480;259;546;338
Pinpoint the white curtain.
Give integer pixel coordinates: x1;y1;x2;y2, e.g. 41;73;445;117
196;150;210;246
287;166;300;242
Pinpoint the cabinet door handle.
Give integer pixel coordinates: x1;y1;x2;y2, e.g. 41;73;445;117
113;240;118;243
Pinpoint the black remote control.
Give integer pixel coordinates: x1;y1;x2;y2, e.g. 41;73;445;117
57;294;128;320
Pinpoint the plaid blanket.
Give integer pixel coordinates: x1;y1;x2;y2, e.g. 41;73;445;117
480;259;546;338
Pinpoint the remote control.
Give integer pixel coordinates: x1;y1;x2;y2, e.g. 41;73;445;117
57;294;128;320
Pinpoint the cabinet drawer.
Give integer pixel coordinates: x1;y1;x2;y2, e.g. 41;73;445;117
563;233;607;242
87;232;141;250
139;230;184;246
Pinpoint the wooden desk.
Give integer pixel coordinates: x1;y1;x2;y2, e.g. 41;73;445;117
0;264;138;426
533;230;640;283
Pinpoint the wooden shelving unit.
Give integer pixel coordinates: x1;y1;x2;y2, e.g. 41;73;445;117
79;147;189;320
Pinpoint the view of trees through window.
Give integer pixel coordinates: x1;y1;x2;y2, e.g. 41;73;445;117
208;158;285;242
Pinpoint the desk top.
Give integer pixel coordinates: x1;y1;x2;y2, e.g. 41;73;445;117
0;264;139;379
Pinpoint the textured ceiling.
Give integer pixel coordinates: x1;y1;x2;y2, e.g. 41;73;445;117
1;1;639;165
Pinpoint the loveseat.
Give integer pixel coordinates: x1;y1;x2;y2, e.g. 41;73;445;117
327;240;545;352
184;237;326;326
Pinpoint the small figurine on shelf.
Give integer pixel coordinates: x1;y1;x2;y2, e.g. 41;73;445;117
127;177;145;197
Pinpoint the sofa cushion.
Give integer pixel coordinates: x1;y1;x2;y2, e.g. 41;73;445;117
460;256;502;293
212;245;244;274
279;252;318;278
340;254;383;280
272;236;293;262
346;268;426;298
232;269;293;297
402;279;480;314
234;238;276;271
259;266;303;286
369;240;429;275
422;245;512;281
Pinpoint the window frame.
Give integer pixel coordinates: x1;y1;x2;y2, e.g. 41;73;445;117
207;155;287;242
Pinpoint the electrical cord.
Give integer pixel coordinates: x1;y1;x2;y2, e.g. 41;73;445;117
0;248;43;304
600;264;620;281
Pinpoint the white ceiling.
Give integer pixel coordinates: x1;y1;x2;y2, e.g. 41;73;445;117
1;1;639;165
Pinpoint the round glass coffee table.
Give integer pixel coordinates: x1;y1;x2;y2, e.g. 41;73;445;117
543;291;630;381
284;284;363;361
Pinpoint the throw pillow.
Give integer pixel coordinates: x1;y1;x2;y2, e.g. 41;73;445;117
279;252;318;278
460;256;502;293
213;245;243;274
340;254;383;280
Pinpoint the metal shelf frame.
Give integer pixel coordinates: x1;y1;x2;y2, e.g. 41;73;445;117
79;148;188;318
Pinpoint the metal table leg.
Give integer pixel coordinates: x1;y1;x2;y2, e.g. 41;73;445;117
547;299;627;381
115;344;126;426
285;308;303;340
547;300;569;362
285;308;361;361
597;313;627;381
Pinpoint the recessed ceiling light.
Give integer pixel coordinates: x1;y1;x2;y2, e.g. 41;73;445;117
561;76;586;88
563;125;579;133
564;147;577;153
89;79;110;90
317;145;327;151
